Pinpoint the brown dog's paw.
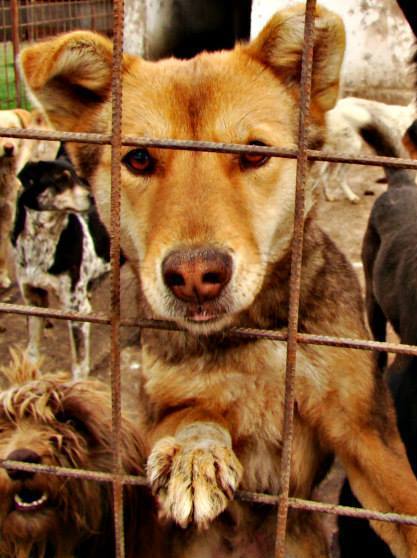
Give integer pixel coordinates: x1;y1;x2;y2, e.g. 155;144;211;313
147;427;242;529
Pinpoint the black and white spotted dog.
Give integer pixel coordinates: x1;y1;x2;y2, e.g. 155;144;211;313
12;156;111;378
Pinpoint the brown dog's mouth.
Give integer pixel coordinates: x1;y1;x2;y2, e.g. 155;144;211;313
185;309;221;322
14;488;49;512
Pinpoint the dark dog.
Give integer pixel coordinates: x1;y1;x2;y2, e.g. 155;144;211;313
338;122;417;557
0;349;163;558
12;158;111;378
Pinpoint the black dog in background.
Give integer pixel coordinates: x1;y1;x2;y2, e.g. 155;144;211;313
338;4;417;556
338;123;417;557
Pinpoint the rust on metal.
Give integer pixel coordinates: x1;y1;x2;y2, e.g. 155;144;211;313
0;126;417;170
109;0;125;555
10;0;21;106
275;1;317;556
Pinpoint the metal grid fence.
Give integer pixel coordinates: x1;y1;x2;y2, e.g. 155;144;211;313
0;0;113;109
1;0;417;556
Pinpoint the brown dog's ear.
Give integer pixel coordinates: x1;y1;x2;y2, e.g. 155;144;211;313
19;31;133;131
246;4;345;113
13;108;32;128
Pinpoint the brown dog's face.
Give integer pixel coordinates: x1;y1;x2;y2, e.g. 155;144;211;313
0;375;113;556
20;4;345;334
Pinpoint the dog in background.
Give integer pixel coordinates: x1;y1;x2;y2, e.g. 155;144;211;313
313;96;415;203
0;108;35;289
0;349;164;558
12;158;111;378
0;109;60;289
337;98;417;558
20;5;417;556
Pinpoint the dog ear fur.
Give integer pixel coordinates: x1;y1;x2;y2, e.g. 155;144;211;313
246;4;345;113
13;108;33;128
19;31;134;132
18;161;46;188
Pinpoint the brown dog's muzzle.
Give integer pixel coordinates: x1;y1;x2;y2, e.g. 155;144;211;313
5;448;41;480
162;247;232;304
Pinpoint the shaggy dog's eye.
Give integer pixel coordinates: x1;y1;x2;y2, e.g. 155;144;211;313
122;148;155;175
240;141;270;170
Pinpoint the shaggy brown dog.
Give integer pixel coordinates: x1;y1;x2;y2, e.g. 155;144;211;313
0;351;163;558
19;4;417;556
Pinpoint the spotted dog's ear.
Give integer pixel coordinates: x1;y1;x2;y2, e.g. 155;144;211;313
19;31;135;132
18;161;48;189
246;4;345;113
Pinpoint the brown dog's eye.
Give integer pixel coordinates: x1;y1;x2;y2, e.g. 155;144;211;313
122;149;155;175
240;141;270;170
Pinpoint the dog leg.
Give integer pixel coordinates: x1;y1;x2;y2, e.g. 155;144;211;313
324;396;417;557
362;223;387;369
62;291;91;379
322;162;338;201
148;411;243;530
22;285;48;365
338;165;360;204
0;203;13;288
68;320;90;379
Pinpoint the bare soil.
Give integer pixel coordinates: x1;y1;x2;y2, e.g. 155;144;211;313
0;162;392;553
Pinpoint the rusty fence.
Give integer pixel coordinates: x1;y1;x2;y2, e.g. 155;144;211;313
1;0;417;557
0;0;113;109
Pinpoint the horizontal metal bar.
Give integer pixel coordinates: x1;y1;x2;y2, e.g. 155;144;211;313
1;460;417;526
0;459;148;486
237;490;417;525
0;127;416;169
2;302;417;356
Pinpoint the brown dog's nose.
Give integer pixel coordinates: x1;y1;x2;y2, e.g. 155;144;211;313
162;248;232;303
5;448;41;480
3;144;14;156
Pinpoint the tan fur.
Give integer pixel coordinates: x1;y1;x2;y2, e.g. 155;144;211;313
19;4;417;557
0;349;164;558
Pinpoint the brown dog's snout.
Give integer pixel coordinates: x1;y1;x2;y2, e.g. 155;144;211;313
162;248;232;303
5;448;41;480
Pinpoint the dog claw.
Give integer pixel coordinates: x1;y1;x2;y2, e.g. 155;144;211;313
148;436;243;529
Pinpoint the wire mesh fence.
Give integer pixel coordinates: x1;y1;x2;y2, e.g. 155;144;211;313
0;0;417;557
0;0;113;109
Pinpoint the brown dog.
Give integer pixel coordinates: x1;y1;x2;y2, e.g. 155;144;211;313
19;4;417;556
0;350;163;558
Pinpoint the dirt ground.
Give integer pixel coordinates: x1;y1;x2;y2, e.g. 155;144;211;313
0;161;391;553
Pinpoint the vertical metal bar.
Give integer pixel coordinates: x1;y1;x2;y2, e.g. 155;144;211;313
110;0;125;556
275;1;317;556
10;0;21;107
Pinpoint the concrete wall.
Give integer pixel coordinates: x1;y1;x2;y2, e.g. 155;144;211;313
252;0;416;103
125;0;415;102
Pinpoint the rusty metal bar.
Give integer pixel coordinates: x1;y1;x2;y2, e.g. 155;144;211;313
0;126;417;169
10;0;21;107
109;0;125;556
275;2;317;556
5;300;417;359
3;457;417;529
